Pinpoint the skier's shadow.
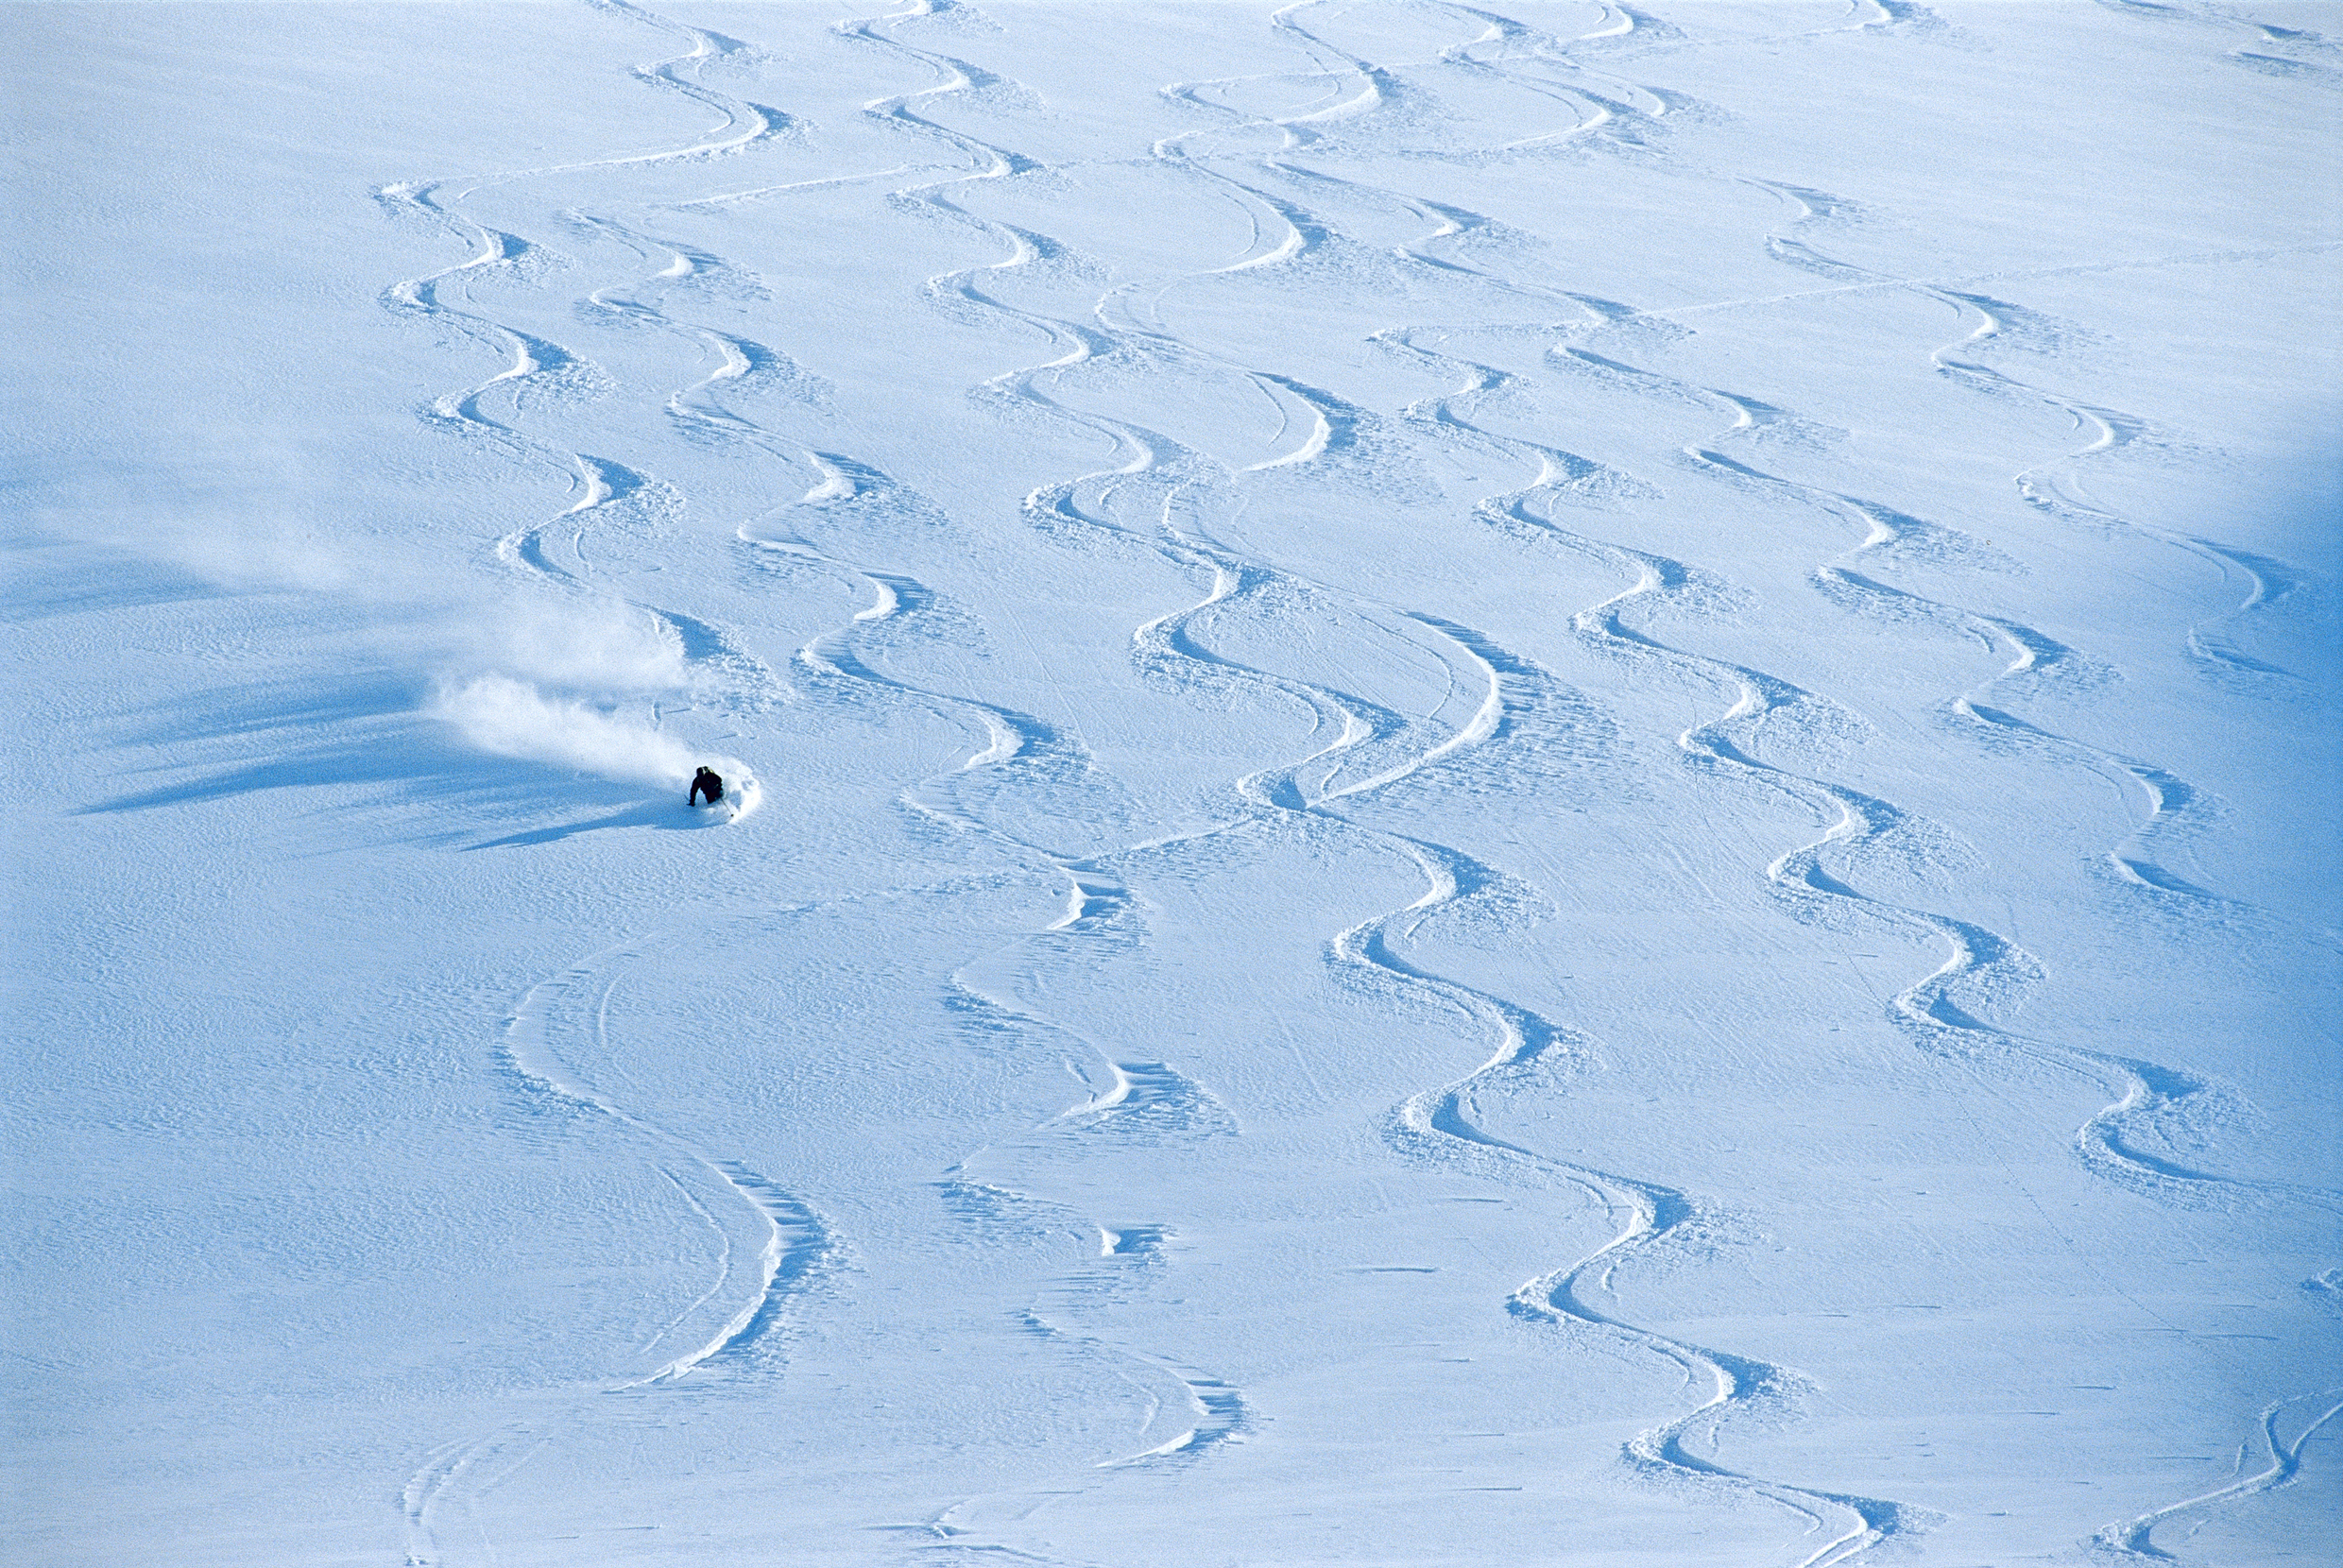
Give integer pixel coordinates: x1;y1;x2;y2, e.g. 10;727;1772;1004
465;798;727;849
69;673;738;846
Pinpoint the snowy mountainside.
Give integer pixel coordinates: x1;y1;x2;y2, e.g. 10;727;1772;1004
4;3;2338;1565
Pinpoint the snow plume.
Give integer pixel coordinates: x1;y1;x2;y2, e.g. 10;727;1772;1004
459;594;690;695
419;592;727;789
430;675;696;787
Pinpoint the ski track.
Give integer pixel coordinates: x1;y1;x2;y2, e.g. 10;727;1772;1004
378;0;794;712
1202;8;2326;1555
375;2;2334;1561
499;944;837;1393
776;0;1613;1543
714;6;1269;1547
378;7;831;1558
1353;237;1923;1568
2091;0;2343;91
931;1180;1244;1504
2091;1389;2343;1561
1929;285;2302;685
392;0;1197;1542
409;868;1027;1568
1678;163;2342;1557
918;2;2161;1558
1175;14;1955;1556
1734;181;2338;1211
394;932;841;1568
874;3;1933;1559
1712;185;2232;905
1739;175;2307;691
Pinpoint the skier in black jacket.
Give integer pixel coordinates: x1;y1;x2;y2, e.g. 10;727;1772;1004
689;766;725;808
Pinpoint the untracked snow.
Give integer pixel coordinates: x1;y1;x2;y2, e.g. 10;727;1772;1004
3;3;2338;1566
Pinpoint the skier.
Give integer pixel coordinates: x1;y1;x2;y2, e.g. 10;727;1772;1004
689;766;725;808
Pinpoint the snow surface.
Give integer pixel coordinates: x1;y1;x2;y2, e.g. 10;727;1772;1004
5;2;2340;1564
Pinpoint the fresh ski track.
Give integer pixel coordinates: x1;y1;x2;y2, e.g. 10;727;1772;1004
1714;186;2230;903
861;9;1947;1559
1753;177;2308;689
1167;25;1958;1553
378;9;835;1555
1537;175;2343;1556
661;9;1271;1547
1430;2;1681;155
1287;74;2329;1552
500;943;834;1393
2092;1389;2343;1562
395;929;840;1568
484;14;1245;1545
1364;249;1938;1568
1538;193;2282;1225
1929;289;2301;685
789;2;1649;1544
1736;186;2337;1216
377;3;794;725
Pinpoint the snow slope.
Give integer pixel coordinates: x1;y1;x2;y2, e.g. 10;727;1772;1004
4;3;2338;1564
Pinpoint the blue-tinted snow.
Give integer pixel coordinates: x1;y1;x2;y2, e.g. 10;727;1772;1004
5;3;2338;1564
